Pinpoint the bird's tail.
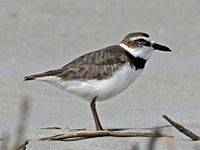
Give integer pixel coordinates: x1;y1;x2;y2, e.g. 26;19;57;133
24;69;62;81
24;75;37;81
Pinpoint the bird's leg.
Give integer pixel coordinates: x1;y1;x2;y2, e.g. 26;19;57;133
90;97;103;130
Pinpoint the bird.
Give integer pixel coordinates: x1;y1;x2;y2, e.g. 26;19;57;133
24;32;171;130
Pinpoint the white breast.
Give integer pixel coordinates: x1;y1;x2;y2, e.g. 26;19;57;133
35;64;143;102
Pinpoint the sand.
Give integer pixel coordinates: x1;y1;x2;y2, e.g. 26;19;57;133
0;0;200;149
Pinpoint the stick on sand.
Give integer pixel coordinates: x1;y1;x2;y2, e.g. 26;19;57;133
39;130;171;141
162;115;200;141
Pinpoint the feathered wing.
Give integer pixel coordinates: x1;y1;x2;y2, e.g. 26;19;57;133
24;45;131;81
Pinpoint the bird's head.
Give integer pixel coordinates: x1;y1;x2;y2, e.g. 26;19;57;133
119;32;171;60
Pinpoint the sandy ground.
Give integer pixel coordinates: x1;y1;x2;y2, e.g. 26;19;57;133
0;0;200;149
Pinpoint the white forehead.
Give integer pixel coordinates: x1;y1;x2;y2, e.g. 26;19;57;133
130;36;150;41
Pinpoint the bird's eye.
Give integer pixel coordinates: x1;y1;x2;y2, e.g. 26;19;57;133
136;38;146;43
135;38;150;46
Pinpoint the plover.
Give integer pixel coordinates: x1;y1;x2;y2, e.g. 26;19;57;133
24;32;171;130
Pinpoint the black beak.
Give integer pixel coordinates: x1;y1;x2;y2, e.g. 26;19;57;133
152;43;172;52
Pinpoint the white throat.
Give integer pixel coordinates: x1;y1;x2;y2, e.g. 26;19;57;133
119;43;153;60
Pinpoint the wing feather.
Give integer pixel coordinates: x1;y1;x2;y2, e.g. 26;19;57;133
24;45;130;81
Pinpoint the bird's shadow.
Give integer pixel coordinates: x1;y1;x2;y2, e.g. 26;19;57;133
106;125;171;131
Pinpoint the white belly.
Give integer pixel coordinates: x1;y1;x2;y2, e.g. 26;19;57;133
35;64;143;102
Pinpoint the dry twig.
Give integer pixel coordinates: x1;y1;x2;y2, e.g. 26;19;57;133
147;130;160;150
162;115;200;141
39;129;171;141
0;133;9;150
11;96;29;150
17;140;29;150
0;96;30;150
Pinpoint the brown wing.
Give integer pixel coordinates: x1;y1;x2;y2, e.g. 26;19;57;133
24;45;130;81
58;45;130;80
62;45;129;68
57;64;122;80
